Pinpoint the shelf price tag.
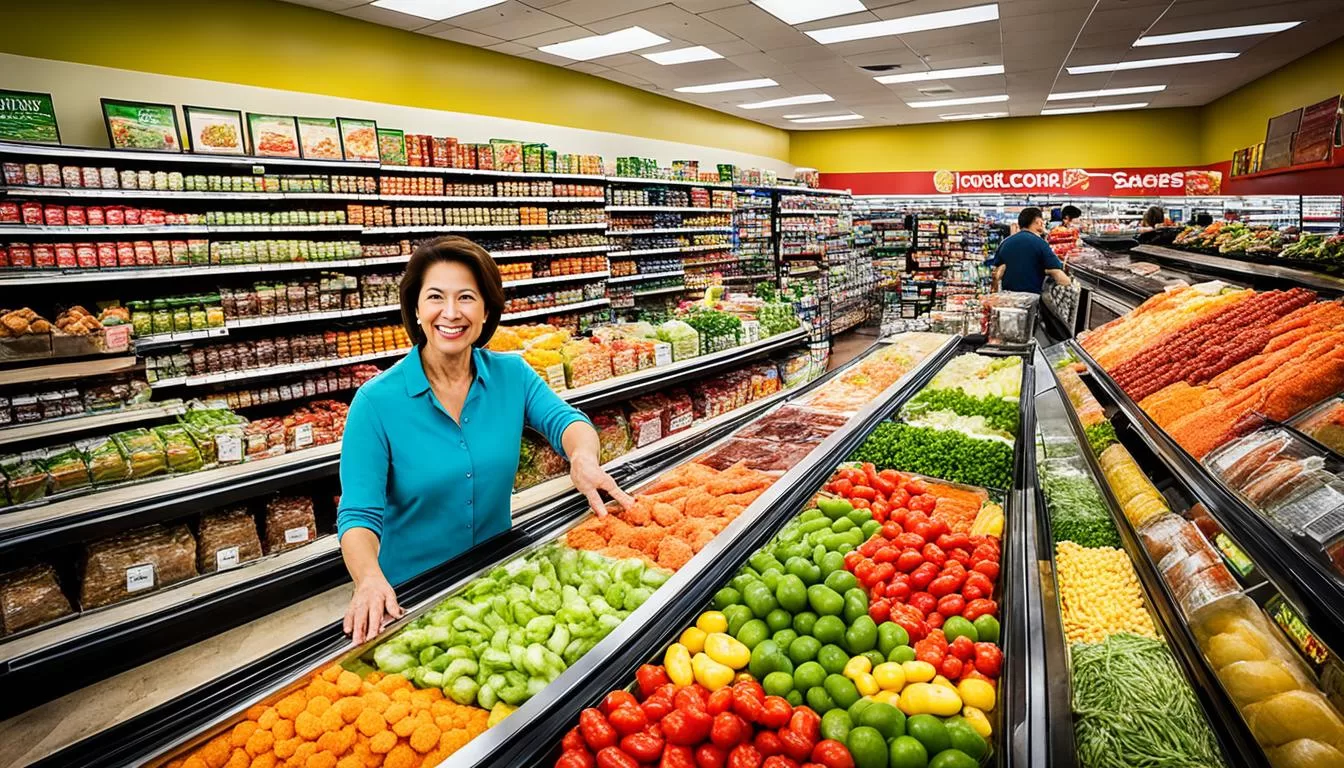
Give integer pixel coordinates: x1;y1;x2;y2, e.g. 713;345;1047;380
741;320;761;345
653;342;673;367
293;422;314;448
1213;533;1256;577
104;324;131;352
285;526;311;544
252;165;265;175
125;563;155;593
216;434;243;464
216;546;241;571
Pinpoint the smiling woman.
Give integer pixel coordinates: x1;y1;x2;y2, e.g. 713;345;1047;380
336;236;635;643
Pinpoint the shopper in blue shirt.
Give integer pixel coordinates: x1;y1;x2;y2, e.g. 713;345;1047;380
991;206;1072;294
337;236;633;642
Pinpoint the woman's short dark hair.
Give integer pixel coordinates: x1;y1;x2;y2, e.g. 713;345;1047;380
399;236;504;348
1143;206;1165;228
1018;207;1043;229
1061;205;1082;220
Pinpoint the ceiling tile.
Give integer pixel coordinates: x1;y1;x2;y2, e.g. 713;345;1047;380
545;0;666;25
453;2;570;38
422;24;506;47
339;4;438;30
512;25;594;48
671;0;749;12
701;4;812;49
585;5;742;45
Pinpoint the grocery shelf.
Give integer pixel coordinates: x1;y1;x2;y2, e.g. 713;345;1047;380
607;243;728;258
0;402;186;447
224;303;400;329
606;176;731;188
606;206;733;213
0;187;373;201
770;185;851;196
178;348;408;387
607;226;732;235
1043;351;1264;764
0;140;377;169
502;271;609;289
363;222;606;234
376;195;605;203
0;355;139;387
499;297;610;322
682;255;746;268
631;285;687;297
560;326;807;409
1070;338;1344;657
1132;244;1344;296
0;443;341;559
606;269;684;284
0;224;209;236
778;208;841;215
491;245;612;259
379;164;605;181
0;255;413;285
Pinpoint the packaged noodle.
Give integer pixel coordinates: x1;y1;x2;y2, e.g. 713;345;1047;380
0;563;73;635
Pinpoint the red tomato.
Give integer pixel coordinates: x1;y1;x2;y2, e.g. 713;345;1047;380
754;731;783;757
904;479;929;496
707;687;735;716
603;690;639;715
711;712;748;748
696;743;729;768
964;572;995;598
663;745;697;768
608;704;648;736
927;516;949;538
927;611;945;629
849;498;871;510
921;543;947;568
937;594;966;617
880;521;902;539
963;599;999;621
636;665;671;698
811;740;856;768
873;546;900;564
779;727;815;762
842;551;863;571
563;727;588;753
832;478;853;497
790;708;821;742
849;485;877;501
580;708;619;751
910;562;939;590
885;581;912;602
872;476;897;497
557;750;597;768
643;694;674;722
758;696;793;729
621;732;665;762
889;489;911;510
895;532;926;550
869;598;891;623
949;635;976;661
908;494;937;513
858;538;882;558
854;560;879;586
662;709;712;745
731;743;766;768
895;549;924;573
939;656;964;679
869;500;890;522
908;590;938;616
973;560;1001;581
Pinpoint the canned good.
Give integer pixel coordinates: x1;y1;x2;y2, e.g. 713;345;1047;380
43;204;66;226
100;167;119;188
94;242;115;268
61;166;82;188
21;201;43;225
23;163;41;186
40;163;61;186
81;166;102;188
65;205;86;226
86;206;105;225
32;243;55;268
55;243;77;268
120;169;137;189
2;163;23;185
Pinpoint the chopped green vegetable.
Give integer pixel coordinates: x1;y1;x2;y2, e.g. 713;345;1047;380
849;422;1013;490
1083;422;1118;458
903;388;1020;436
1039;462;1121;548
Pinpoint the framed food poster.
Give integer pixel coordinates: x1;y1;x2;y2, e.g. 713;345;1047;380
246;113;300;158
296;116;342;160
101;98;181;153
0;89;60;144
377;128;407;165
182;106;245;155
337;117;379;162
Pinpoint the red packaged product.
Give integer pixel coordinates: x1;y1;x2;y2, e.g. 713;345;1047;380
105;207;124;226
86;206;105;225
0;245;7;267
42;204;65;226
124;207;141;226
55;243;77;268
21;202;42;225
0;201;18;224
142;209;165;226
8;243;32;267
133;241;154;266
32;244;55;268
116;242;135;267
663;388;694;435
65;205;86;226
93;243;113;268
432;137;452;167
627;396;665;448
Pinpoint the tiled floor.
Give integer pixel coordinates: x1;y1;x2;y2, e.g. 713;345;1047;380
830;327;878;370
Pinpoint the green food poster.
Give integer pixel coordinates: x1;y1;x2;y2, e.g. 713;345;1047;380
101;99;181;152
377;128;406;165
0;89;60;144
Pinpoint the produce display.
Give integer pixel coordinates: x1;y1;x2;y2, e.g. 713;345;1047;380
1038;460;1121;549
1080;283;1344;458
1054;541;1157;644
1171;221;1344;273
851;423;1013;492
801;333;950;414
1098;444;1171;530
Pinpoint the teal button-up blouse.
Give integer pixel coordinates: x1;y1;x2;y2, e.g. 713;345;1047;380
336;345;589;585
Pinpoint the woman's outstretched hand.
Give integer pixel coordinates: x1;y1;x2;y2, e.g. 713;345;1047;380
344;572;403;644
570;453;635;517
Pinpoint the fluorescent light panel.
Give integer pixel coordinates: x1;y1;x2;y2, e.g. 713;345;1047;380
676;78;779;94
790;114;864;123
906;94;1008;108
939;112;1008;120
875;64;1004;84
740;94;834;110
751;0;867;25
808;3;999;45
1047;85;1166;100
1067;52;1238;74
1041;102;1148;115
370;0;505;20
1134;21;1301;46
539;26;668;61
641;46;722;65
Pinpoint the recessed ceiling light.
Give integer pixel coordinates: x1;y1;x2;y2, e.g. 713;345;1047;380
1047;85;1166;100
906;94;1008;108
539;27;668;61
875;64;1004;84
808;4;999;45
740;94;834;109
790;114;865;123
1134;21;1301;46
675;78;780;94
751;0;867;25
370;0;505;20
641;46;723;65
1066;52;1238;74
1041;102;1148;115
939;112;1008;120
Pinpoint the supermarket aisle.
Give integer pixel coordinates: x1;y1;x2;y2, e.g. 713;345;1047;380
0;585;351;767
829;328;872;370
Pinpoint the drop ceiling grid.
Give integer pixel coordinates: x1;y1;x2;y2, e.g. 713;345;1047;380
280;0;1344;128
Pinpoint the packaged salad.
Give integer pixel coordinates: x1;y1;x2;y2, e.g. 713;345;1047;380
153;424;204;474
112;428;168;480
1;454;48;505
591;408;632;464
43;445;91;494
79;435;131;486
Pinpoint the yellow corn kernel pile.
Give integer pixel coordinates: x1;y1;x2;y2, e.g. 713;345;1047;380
1056;541;1159;645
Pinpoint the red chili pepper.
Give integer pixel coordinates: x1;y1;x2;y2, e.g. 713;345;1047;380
963;599;998;621
753;731;783;757
621;732;665;762
557;749;597;768
662;744;697;768
711;712;748;748
608;704;649;736
707;687;735;716
695;743;729;768
603;690;639;715
811;740;855;768
974;642;1004;677
580;708;619;751
949;635;976;661
789;708;821;742
562;726;588;753
730;743;765;768
636;665;671;698
758;696;793;729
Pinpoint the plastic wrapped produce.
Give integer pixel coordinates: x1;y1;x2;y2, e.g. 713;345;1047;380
112;428;168;480
662;388;694;435
590;408;632;464
514;434;546;491
561;339;612;388
263;495;317;554
534;441;568;481
42;445;91;494
1265;738;1344;768
79;435;131;486
153;424;204;474
0;563;73;635
1;454;48;505
655;319;699;361
627;396;665;448
1246;690;1344;752
196;507;263;573
522;347;565;390
736;406;846;444
80;524;198;608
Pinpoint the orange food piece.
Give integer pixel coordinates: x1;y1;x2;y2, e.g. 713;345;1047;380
287;742;317;768
383;701;410;725
183;757;210;768
362;691;391;715
295;711;324;741
273;718;295;741
245;728;275;757
408;723;440;754
336;671;363;696
199;737;233;768
274;738;300;760
247;705;269;721
305;752;338;768
231;722;260;748
356;710;387;737
391;713;420;738
320;706;345;734
383;744;420;768
276;693;308;721
656;536;694;570
250;755;279;768
368;731;398;755
336;697;364;724
306;696;333;717
226;749;251;768
336;756;364;768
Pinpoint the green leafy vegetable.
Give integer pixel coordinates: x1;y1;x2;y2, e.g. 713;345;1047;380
903;388;1020;436
1039;463;1121;548
849;422;1013;489
1083;422;1118;458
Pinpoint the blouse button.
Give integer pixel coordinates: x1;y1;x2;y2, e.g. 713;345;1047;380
467;499;473;506
459;441;466;449
466;472;472;478
464;417;470;424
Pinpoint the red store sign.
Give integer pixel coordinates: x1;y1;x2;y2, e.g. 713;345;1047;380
822;166;1224;196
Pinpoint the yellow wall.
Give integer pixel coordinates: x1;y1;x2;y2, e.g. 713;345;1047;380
0;0;791;162
1199;38;1344;165
790;109;1203;172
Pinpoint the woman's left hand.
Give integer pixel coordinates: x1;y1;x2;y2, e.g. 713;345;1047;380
570;453;634;517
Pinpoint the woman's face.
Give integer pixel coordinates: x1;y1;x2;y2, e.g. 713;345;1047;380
417;260;486;356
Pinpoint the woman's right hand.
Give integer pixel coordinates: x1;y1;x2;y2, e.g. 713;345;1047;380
344;573;403;644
